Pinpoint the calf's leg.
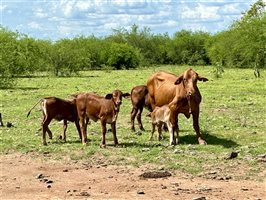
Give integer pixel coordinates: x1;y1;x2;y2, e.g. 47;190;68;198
111;122;119;146
137;107;145;131
150;123;156;141
42;117;52;145
79;116;88;145
157;122;163;141
100;120;107;148
130;107;138;131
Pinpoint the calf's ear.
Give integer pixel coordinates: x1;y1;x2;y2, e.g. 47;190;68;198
174;75;183;85
197;76;208;82
122;92;131;98
146;112;151;117
105;93;113;99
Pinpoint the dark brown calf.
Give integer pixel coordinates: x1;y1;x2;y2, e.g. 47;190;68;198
75;90;130;147
27;97;81;145
130;85;152;131
147;68;208;145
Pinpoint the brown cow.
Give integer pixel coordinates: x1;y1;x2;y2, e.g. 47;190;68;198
27;97;81;145
148;105;171;142
75;90;130;147
130;85;152;131
147;68;208;145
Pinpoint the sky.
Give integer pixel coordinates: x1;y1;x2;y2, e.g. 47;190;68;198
0;0;260;40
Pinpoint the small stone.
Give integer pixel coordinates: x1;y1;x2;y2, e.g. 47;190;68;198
226;151;238;159
79;191;90;196
46;180;53;184
193;197;206;200
161;185;167;189
241;187;249;191
47;185;51;188
63;169;68;172
137;191;145;195
36;174;44;179
141;148;150;152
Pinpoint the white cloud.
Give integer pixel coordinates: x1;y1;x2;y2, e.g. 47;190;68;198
181;3;220;21
0;4;7;11
1;0;258;39
28;22;42;30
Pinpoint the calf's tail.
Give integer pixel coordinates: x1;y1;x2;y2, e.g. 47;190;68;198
27;99;43;118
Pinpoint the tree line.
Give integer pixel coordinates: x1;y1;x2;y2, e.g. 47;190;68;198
0;0;265;87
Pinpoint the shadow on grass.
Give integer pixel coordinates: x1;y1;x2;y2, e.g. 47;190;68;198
0;86;40;90
179;130;238;148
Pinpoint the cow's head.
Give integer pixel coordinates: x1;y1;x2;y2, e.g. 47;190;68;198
105;90;130;107
174;68;208;96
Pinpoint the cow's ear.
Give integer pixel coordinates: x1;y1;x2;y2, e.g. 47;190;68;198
198;76;208;82
122;92;131;98
174;75;183;85
105;93;113;99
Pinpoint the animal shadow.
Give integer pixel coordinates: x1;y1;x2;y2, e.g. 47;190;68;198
179;130;238;148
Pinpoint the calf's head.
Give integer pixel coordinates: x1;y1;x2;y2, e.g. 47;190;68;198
105;90;130;108
174;68;208;96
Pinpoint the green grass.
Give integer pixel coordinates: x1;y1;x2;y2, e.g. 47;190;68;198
0;65;265;180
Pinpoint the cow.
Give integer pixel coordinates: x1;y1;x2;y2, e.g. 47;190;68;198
147;68;208;145
75;90;130;147
147;105;171;142
27;97;81;145
130;85;152;132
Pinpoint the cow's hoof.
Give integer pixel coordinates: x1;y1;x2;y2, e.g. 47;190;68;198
199;139;207;145
43;142;47;146
140;127;145;131
170;141;176;146
58;135;63;140
100;144;106;148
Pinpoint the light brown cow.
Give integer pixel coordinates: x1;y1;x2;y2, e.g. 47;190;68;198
148;105;172;142
75;90;130;147
147;68;208;145
27;97;81;145
130;85;152;132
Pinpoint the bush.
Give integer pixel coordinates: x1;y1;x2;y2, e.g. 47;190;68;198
105;43;140;69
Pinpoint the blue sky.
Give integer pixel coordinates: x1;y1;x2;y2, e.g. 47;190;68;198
0;0;259;40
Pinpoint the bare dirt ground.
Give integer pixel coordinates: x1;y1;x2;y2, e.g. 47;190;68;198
1;153;265;200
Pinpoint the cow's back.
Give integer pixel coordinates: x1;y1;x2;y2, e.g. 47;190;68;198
147;71;178;107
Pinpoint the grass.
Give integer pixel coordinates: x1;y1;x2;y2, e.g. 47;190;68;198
0;65;265;181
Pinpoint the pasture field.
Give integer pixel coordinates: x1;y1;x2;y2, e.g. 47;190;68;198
0;65;265;181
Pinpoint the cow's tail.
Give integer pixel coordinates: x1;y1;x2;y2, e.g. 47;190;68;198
27;99;43;118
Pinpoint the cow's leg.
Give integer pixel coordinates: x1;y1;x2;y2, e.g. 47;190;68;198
111;122;119;146
157;122;163;141
61;119;67;142
79;115;87;145
75;119;82;141
150;123;156;141
47;127;53;140
137;106;145;131
192;109;206;145
42;117;52;145
100;120;107;148
130;107;138;131
169;113;178;145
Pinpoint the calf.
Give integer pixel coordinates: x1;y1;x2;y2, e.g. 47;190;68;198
148;105;174;144
75;90;130;147
130;85;152;131
27;97;81;145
